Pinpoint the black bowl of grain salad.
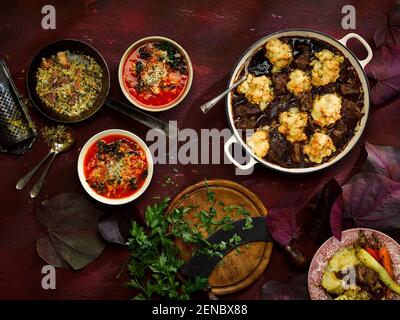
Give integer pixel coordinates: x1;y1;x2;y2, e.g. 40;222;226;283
27;39;110;123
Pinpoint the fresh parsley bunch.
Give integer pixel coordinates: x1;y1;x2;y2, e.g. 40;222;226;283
126;187;253;300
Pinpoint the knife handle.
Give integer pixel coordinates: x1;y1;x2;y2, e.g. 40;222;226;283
105;97;178;139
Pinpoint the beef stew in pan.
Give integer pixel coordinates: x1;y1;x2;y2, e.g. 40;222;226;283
232;36;364;168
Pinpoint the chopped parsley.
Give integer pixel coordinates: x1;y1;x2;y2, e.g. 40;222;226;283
126;183;254;300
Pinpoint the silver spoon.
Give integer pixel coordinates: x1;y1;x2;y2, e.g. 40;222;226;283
200;63;249;114
16;127;75;198
200;56;252;114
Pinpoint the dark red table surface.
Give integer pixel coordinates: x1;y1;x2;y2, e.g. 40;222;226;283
1;0;399;300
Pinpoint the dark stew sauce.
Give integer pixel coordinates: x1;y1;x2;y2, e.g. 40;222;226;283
232;37;364;168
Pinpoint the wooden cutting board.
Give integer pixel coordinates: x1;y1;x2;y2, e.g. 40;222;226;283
167;179;273;295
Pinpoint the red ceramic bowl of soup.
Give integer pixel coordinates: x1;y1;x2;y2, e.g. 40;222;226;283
77;129;153;205
118;36;193;112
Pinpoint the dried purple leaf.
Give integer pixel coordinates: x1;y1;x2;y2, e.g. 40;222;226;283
342;173;400;233
261;273;309;300
36;233;69;268
374;3;400;47
307;178;342;243
330;194;344;241
266;193;309;246
98;211;134;245
363;142;400;181
36;193;105;270
365;44;400;106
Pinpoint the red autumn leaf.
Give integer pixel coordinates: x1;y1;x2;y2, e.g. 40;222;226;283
365;45;400;106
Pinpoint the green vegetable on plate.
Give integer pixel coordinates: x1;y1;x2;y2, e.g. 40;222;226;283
356;248;400;295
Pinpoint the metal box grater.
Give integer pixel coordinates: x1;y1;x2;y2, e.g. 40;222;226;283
0;59;36;154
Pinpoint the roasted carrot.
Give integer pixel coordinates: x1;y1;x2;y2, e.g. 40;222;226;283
365;246;380;261
357;249;400;295
378;247;394;278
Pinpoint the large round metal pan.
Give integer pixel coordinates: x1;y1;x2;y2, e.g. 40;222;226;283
224;30;373;174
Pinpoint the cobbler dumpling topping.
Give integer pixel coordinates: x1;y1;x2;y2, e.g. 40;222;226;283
247;128;270;158
304;132;336;163
237;74;275;110
311;49;344;87
312;93;342;127
278;107;308;143
265;38;293;72
286;69;312;95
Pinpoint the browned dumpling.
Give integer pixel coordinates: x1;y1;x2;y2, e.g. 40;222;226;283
265;38;293;72
278;107;308;143
311;49;344;87
304;132;336;163
286;69;312;95
247;128;270;158
237;74;275;110
311;93;342;127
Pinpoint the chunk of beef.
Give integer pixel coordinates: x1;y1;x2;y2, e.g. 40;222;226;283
356;264;379;286
255;114;270;127
355;264;385;300
340;82;360;96
330;120;348;148
291;143;302;163
318;83;338;95
267;130;290;164
298;92;313;112
234;103;262;117
337;59;353;83
234;116;257;130
265;94;291;122
272;72;288;95
342;99;362;130
232;93;247;106
293;43;311;70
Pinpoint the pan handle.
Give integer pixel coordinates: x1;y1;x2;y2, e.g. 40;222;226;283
224;135;257;170
105;97;178;139
338;33;373;68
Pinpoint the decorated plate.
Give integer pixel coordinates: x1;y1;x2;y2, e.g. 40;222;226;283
308;228;400;300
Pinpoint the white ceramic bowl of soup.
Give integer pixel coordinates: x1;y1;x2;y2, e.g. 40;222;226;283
77;129;153;205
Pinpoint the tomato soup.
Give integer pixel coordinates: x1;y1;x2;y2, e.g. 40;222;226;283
83;134;148;199
122;41;188;108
